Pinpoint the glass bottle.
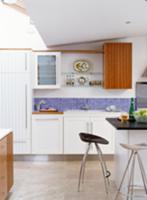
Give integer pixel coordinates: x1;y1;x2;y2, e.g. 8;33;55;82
129;98;135;122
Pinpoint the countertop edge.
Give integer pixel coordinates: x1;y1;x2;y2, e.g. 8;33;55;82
0;129;12;140
106;118;147;130
32;112;64;115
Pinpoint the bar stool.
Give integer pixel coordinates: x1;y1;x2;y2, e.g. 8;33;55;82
78;132;111;194
115;143;147;200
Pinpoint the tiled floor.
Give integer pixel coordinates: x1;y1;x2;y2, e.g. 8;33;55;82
7;160;122;200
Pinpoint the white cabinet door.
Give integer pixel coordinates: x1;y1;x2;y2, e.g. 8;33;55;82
32;115;63;154
64;117;90;154
34;52;61;89
0;51;30;73
0;73;31;154
91;117;115;154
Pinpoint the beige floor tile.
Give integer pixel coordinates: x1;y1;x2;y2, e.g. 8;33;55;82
7;160;122;200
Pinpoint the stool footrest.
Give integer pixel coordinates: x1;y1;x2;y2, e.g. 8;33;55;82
105;170;111;178
119;185;147;198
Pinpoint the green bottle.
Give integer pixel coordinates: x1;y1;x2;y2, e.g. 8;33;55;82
129;98;135;122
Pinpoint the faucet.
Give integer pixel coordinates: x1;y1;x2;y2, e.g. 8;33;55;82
35;100;47;111
81;104;91;110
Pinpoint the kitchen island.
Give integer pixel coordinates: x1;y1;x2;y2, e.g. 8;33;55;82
107;118;147;199
0;129;13;200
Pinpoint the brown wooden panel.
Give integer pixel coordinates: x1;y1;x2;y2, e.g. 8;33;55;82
32;111;64;115
7;133;14;193
0;137;7;200
103;43;132;89
33;50;103;54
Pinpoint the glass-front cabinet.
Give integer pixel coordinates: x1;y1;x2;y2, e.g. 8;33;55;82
34;52;61;89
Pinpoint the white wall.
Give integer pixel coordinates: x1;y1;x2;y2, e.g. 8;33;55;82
0;4;146;98
0;2;46;49
34;36;147;98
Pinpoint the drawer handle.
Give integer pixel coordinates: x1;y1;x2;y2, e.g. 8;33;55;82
35;118;58;121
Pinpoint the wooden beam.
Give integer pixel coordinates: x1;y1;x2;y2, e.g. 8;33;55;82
33;50;104;54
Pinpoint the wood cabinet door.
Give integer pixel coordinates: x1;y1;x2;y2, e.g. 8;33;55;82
0;137;7;200
104;43;132;89
7;133;13;192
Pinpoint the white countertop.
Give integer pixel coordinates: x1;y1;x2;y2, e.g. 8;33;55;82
0;129;12;140
64;110;121;117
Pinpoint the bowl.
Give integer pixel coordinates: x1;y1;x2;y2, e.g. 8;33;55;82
134;110;147;123
134;115;147;123
120;113;129;121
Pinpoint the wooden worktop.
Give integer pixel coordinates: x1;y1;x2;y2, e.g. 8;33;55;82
32;111;64;115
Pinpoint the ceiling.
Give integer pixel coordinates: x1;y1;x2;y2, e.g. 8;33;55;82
23;0;147;47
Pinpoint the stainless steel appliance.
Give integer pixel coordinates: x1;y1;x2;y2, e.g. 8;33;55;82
136;82;147;109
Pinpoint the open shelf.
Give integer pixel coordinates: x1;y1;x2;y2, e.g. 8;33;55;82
62;72;103;87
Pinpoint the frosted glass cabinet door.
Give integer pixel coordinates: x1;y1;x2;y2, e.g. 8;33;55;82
34;52;61;89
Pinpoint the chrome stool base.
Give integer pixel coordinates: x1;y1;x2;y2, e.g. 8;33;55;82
78;142;111;194
115;143;147;200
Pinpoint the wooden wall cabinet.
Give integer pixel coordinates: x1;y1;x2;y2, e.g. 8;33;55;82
103;43;132;89
0;133;13;200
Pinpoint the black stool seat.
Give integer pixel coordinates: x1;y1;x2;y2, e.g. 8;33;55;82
79;133;109;144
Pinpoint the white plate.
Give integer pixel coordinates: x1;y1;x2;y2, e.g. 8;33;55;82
73;60;90;72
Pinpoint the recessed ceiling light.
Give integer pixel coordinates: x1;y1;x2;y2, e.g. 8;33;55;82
125;21;131;24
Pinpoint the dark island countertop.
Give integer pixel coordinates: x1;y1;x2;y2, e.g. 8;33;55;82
106;118;147;130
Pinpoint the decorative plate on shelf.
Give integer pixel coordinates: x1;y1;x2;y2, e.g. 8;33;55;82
73;60;90;72
77;76;88;85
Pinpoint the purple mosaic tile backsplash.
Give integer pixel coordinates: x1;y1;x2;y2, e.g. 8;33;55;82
33;98;131;112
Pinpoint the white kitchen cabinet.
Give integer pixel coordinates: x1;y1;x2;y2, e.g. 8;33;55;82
0;51;30;73
33;52;61;89
64;113;118;155
0;51;32;154
32;115;63;154
64;117;90;154
91;117;115;154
